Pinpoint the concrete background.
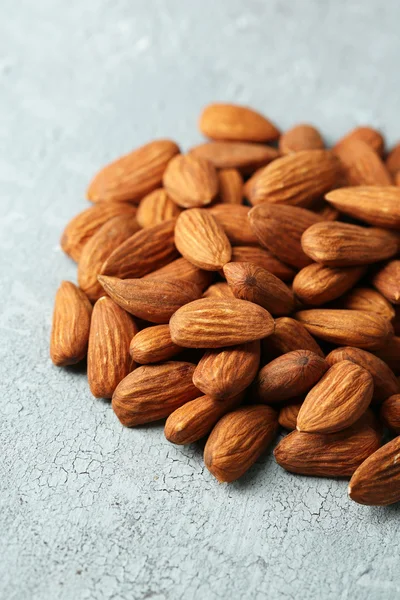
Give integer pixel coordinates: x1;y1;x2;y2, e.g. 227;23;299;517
1;1;400;598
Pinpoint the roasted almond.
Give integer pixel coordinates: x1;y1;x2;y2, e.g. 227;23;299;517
204;405;278;482
279;124;324;154
189;141;279;174
371;260;400;304
136;188;181;228
208;204;258;246
292;263;365;306
230;246;296;282
163;154;218;208
129;324;182;364
217;168;243;204
199;103;280;143
325;186;400;229
386;143;400;176
278;401;303;431
336;287;395;321
374;336;400;373
334;139;391;186
334;126;385;156
143;257;213;290
262;317;324;360
203;282;235;299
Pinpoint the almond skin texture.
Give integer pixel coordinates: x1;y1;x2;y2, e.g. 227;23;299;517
230;246;296;282
88;297;137;398
50;281;92;366
295;309;393;350
163;154;218;208
143;257;213;291
136;188;181;228
380;395;400;434
203;282;235;299
129;324;182;364
301;221;398;267
60;203;137;262
337;287;395;321
112;362;199;427
334;139;391;186
278;402;303;431
174;209;232;271
77;215;139;302
262;317;324;360
386;143;400;176
279;124;324;154
169;298;274;348
204;405;278;482
248;203;322;269
87;139;180;203
165;393;243;445
208;204;258;246
334;126;385;156
217;168;243;204
297;361;373;434
255;350;329;404
325;186;400;229
349;436;400;505
101;219;178;279
223;262;294;315
98;275;201;324
199;103;280;143
192;340;260;400
274;422;381;478
326;347;400;403
189;142;280;174
292;263;365;306
371;260;400;304
248;149;342;207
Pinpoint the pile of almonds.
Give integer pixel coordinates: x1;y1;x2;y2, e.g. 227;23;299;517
51;103;400;506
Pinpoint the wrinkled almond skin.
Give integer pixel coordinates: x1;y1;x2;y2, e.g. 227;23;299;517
129;324;182;364
88;297;137;398
223;262;294;315
255;350;329;404
326;186;400;229
279;124;324;154
274;422;381;478
193;340;260;400
371;260;400;304
295;309;393;350
204;405;278;482
98;275;201;324
203;282;235;299
297;361;373;434
374;336;400;373
334;139;391;186
163;154;219;208
278;401;303;431
248;203;322;269
87;139;180;203
143;257;213;291
386;143;400;176
199;103;280;143
293;263;365;306
249;149;342;207
380;395;400;434
326;347;400;404
301;221;398;267
136;188;181;228
217;168;243;204
165;392;243;445
101;219;178;279
230;246;295;282
337;287;395;321
189;141;279;174
169;298;274;348
112;362;199;427
174;209;232;271
208;204;258;246
334;126;385;156
262;317;324;361
349;436;400;505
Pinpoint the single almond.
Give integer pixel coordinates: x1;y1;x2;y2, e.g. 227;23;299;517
371;260;400;304
262;317;324;360
204;405;278;482
143;257;213;290
189;141;279;174
325;186;400;229
386;143;400;176
169;297;274;348
163;154;219;208
374;336;400;373
292;263;365;306
217;168;243;204
336;287;395;321
87;139;180;203
334;126;385;156
230;246;296;282
334;139;391;186
203;282;235;299
88;297;137;398
278;401;303;431
199;103;280;143
136;188;181;228
208;204;258;245
380;395;400;434
174;208;232;271
112;362;199;427
50;281;92;366
129;324;182;364
279;124;324;154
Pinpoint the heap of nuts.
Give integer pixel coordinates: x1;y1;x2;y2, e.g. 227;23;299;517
50;103;400;506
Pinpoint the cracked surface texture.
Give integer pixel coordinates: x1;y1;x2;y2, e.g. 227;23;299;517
1;1;400;598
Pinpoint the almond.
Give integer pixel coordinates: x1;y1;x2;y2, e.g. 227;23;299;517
248;203;322;269
374;336;400;372
279;124;324;154
380;395;400;434
174;209;232;271
255;350;328;404
87;139;180;203
349;436;400;505
336;287;395;321
325;186;400;229
199;103;280;143
136;188;181;228
334;126;385;156
371;260;400;304
301;221;398;267
334;139;391;186
203;282;235;299
88;297;137;398
98;275;201;323
217;168;243;204
208;204;258;246
204;405;278;482
189;141;279;174
192;340;260;400
101;218;178;279
262;317;324;360
50;281;92;366
143;257;213;290
248;149;342;207
295;309;393;350
163;154;218;208
112;362;199;427
230;246;296;282
386;143;400;176
223;262;294;315
169;297;274;348
292;263;365;306
129;324;182;364
165;392;243;445
278;401;303;431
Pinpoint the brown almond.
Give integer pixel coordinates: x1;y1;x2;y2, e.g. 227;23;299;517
255;350;329;404
163;154;219;208
112;362;199;427
262;317;324;360
334;126;385;156
292;263;365;306
143;257;213;290
189;141;279;174
230;246;296;282
301;221;398;267
335;139;391;186
279;124;324;154
223;262;294;315
380;395;400;434
295;309;393;350
325;186;400;229
50;281;92;366
193;340;260;400
88;297;137;398
371;260;400;304
203;282;235;299
374;336;400;372
217;168;243;204
278;402;303;431
199;103;280;143
136;188;181;228
337;287;395;321
204;405;278;482
386;143;400;176
174;209;232;271
129;324;182;364
169;298;274;348
208;204;258;246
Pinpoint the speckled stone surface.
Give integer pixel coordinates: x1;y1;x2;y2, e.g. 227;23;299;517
2;1;400;598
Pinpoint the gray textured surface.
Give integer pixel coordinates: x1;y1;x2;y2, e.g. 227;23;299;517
1;1;400;598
